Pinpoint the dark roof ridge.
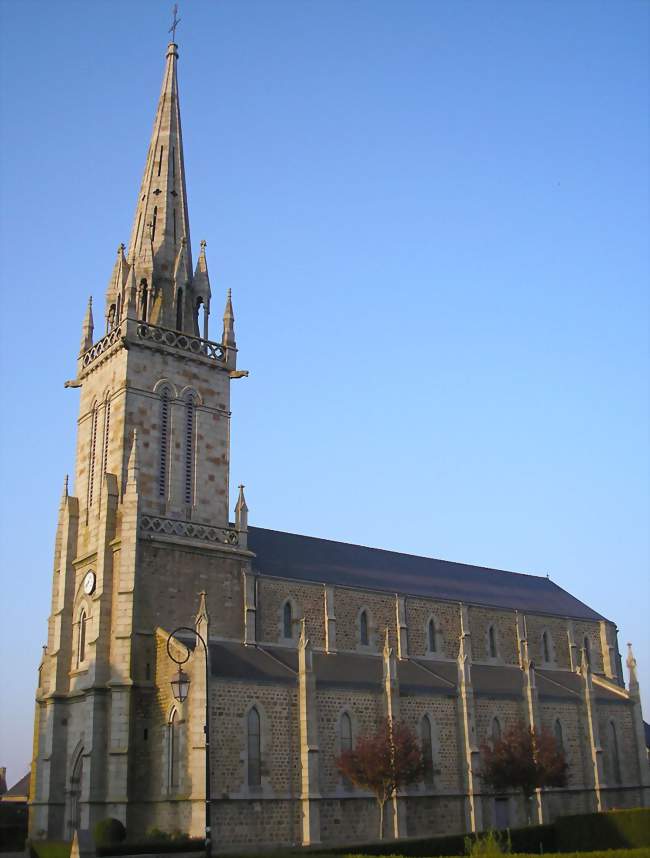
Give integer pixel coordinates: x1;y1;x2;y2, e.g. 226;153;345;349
249;525;548;583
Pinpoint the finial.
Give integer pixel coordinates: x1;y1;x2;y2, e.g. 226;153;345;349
64;474;69;497
200;239;207;250
168;3;181;43
235;484;248;531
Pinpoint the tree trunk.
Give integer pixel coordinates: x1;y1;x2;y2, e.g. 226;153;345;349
378;799;384;840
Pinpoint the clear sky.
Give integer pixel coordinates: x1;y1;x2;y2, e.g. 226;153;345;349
0;0;648;786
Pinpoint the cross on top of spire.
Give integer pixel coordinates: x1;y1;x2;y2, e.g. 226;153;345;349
169;4;181;43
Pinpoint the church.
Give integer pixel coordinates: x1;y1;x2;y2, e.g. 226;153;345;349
29;36;650;851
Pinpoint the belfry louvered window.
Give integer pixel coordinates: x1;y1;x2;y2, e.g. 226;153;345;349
183;393;195;507
87;404;98;508
159;387;171;498
101;396;111;481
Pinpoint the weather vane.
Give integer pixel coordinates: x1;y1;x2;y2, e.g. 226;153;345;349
169;4;181;43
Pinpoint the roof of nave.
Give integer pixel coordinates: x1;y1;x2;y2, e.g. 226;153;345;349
206;643;627;702
248;527;606;622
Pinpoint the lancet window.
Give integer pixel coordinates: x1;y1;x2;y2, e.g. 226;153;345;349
282;601;293;640
359;610;369;646
247;707;261;788
421;715;435;786
77;609;87;666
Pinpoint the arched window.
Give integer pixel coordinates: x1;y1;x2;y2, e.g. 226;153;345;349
282;601;293;640
488;625;498;659
247;707;261;788
87;403;98;508
554;718;564;753
78;609;87;665
428;618;437;653
168;709;180;790
183;392;195;507
176;288;183;331
542;631;551;663
359;610;369;646
583;636;591;668
609;721;621;784
158;386;171;498
421;715;434;786
340;712;353;790
490;717;501;745
340;713;353;754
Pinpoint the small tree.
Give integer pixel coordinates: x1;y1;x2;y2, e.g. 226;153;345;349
480;720;568;824
335;718;425;839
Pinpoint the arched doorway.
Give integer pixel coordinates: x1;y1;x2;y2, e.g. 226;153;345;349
68;751;84;834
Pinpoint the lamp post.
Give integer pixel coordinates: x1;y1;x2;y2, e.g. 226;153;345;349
167;626;212;858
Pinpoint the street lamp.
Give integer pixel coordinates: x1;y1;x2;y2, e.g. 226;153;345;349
167;626;212;858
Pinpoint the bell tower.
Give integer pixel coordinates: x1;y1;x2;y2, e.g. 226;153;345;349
30;38;250;839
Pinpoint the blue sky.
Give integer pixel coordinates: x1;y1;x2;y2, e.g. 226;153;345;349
0;0;648;785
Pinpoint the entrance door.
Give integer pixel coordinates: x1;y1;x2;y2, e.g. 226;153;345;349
494;797;510;830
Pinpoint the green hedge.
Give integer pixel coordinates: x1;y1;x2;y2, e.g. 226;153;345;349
556;808;650;851
314;808;649;856
316;823;556;856
97;838;204;856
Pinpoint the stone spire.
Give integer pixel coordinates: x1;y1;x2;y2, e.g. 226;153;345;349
627;643;640;700
80;296;94;353
222;289;235;348
126;40;192;329
235;484;248;532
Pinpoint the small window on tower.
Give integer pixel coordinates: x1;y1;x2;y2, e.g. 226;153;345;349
282;601;293;640
359;610;369;646
78;609;87;665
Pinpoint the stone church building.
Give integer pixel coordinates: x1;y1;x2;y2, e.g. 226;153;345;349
29;38;649;851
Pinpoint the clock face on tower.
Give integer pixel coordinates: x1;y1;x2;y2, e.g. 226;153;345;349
83;570;96;596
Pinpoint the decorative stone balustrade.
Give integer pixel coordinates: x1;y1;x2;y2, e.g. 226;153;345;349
81;322;125;369
136;322;225;362
140;514;240;546
79;319;227;374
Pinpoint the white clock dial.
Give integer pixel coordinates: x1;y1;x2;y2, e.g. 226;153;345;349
83;571;96;595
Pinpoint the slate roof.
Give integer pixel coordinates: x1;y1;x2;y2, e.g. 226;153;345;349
248;527;606;621
205;642;629;705
1;772;29;801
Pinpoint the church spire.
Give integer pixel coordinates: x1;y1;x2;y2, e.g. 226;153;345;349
126;40;192;329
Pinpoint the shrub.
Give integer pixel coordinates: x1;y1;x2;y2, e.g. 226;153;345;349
25;841;71;858
93;819;126;849
465;829;511;856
